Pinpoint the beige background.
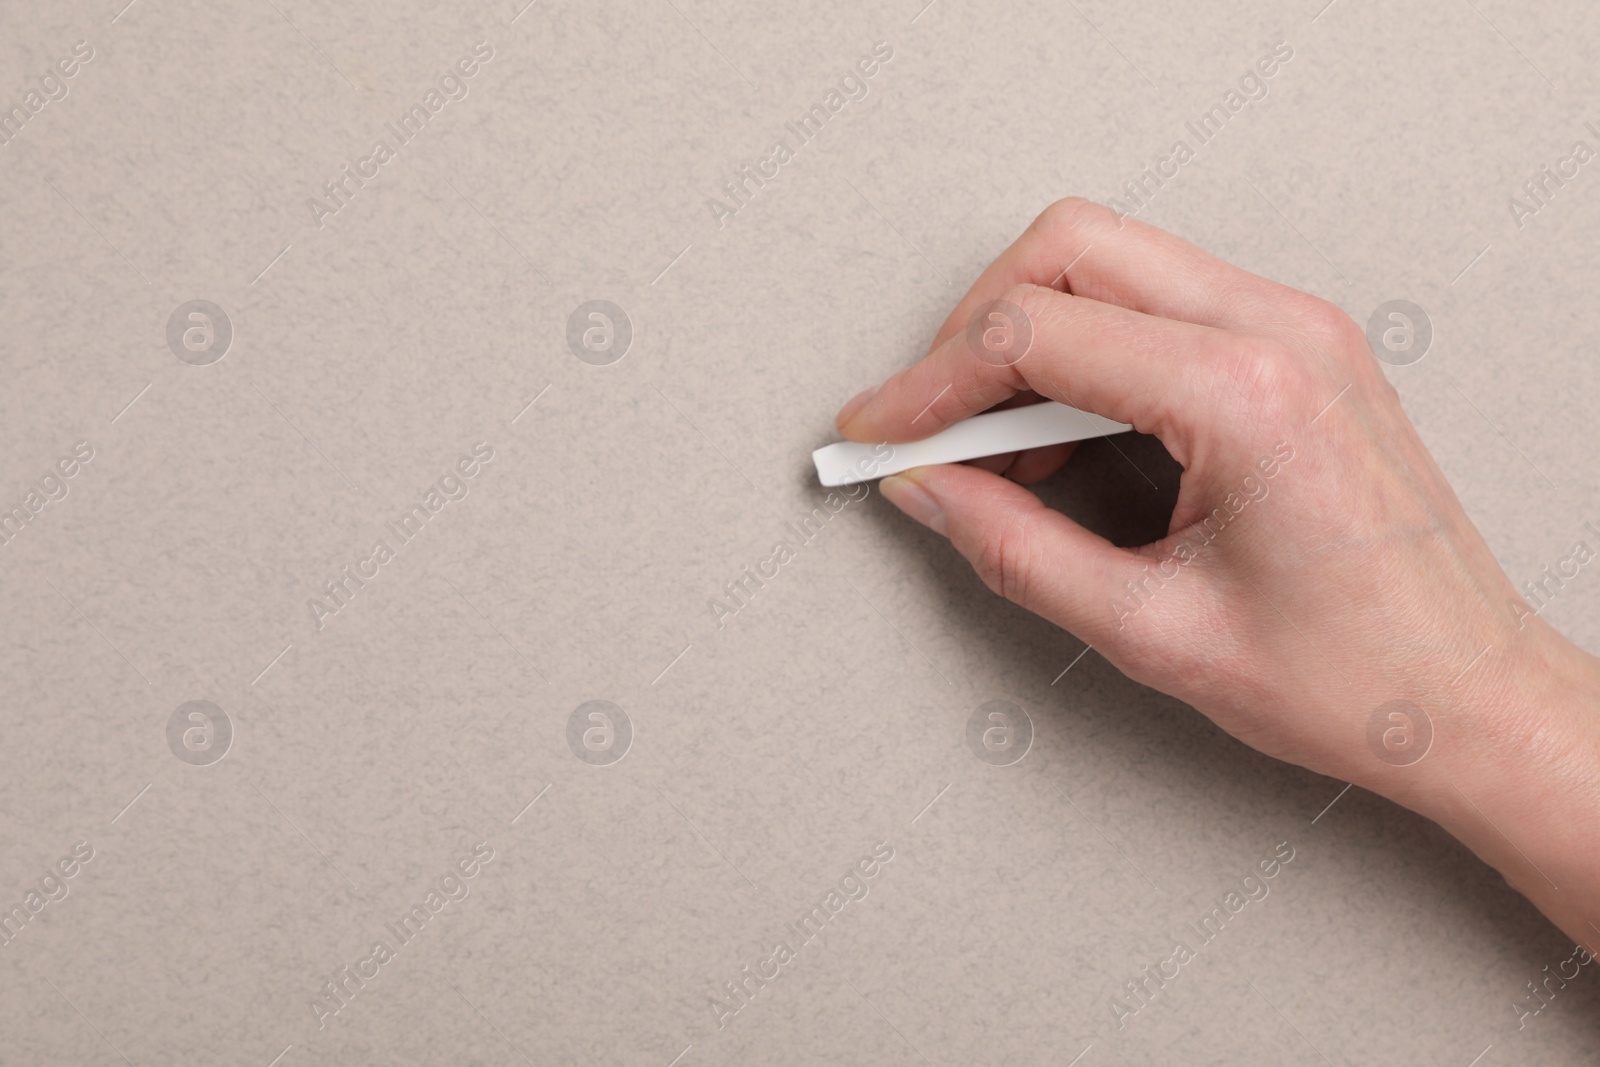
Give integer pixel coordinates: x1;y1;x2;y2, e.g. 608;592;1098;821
2;0;1599;1064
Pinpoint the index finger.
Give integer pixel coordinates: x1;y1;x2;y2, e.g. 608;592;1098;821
838;283;1235;452
923;198;1288;355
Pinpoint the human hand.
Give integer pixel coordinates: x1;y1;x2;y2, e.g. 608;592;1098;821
834;199;1600;946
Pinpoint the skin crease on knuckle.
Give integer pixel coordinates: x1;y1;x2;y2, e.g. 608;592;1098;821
1029;196;1113;248
1300;298;1368;360
1211;335;1307;434
970;496;1039;607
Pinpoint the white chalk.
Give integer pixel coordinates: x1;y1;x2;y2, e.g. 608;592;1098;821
813;401;1131;487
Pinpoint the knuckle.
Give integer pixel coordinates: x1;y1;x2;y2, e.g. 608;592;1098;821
929;380;984;428
1304;298;1364;350
971;283;1051;387
1030;197;1119;245
998;281;1054;328
973;512;1036;605
1304;304;1398;411
1216;335;1303;421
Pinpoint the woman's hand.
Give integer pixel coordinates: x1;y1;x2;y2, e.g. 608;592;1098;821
835;198;1600;949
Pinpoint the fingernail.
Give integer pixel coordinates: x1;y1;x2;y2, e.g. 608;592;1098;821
879;473;947;535
834;385;879;430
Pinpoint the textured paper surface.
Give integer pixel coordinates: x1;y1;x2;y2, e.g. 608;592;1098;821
2;1;1599;1064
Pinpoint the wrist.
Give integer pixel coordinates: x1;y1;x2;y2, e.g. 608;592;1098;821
1387;623;1600;948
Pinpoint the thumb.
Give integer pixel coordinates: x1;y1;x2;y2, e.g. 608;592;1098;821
878;464;1139;643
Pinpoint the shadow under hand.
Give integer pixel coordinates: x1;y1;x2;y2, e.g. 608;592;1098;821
862;432;1600;1053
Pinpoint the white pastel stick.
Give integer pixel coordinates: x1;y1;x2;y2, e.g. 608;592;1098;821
812;401;1131;487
